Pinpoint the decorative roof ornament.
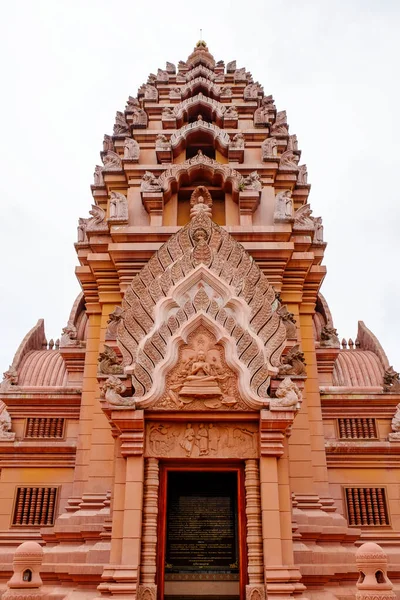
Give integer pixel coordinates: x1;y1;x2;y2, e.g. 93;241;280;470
102;150;122;171
186;40;215;69
123;137;140;161
113;111;130;136
93;165;104;186
125;96;140;112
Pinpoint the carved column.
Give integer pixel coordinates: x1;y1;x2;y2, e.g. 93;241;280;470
97;409;145;600
259;409;308;599
138;458;159;600
245;460;265;600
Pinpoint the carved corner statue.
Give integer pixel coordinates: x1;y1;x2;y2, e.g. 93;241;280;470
270;377;302;410
1;366;18;389
278;345;306;377
98;345;124;375
93;165;104;186
389;403;400;441
141;171;162;192
60;322;80;348
101;376;136;408
277;305;297;339
0;403;15;440
230;132;244;149
241;171;262;192
320;325;340;348
383;366;400;393
123;137;140;160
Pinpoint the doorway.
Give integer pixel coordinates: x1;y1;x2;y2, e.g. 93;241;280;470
159;466;246;600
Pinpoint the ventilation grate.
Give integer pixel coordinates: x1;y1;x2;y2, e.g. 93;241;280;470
345;487;389;526
25;418;64;438
338;418;377;439
13;487;58;526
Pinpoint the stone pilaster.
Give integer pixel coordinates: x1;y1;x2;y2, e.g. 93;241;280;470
245;459;265;600
137;458;159;600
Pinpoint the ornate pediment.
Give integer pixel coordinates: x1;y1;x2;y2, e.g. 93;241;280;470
116;204;288;410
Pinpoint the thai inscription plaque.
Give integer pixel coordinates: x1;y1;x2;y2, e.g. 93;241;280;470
165;472;239;574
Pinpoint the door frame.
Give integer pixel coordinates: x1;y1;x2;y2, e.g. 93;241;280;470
157;461;247;600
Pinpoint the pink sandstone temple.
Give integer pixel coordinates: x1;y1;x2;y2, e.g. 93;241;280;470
1;42;400;600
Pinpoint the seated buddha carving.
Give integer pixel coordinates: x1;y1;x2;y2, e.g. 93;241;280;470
179;351;223;398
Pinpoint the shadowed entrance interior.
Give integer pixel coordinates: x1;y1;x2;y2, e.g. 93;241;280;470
162;470;242;600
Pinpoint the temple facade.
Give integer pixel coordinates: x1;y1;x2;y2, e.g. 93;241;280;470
1;42;400;600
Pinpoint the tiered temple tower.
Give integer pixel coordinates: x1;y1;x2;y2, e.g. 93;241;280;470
1;42;400;600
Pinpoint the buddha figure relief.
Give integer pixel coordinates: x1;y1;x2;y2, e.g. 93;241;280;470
179;350;223;398
190;185;213;219
162;327;240;410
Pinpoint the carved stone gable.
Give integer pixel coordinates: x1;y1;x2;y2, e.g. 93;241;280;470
117;210;288;410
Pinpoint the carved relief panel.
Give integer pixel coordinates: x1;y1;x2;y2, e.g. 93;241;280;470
152;326;248;411
145;421;259;459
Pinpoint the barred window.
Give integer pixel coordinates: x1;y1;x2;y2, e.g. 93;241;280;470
345;487;389;526
25;418;64;439
338;418;377;439
13;487;58;526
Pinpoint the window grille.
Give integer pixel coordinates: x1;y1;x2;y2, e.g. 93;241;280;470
345;487;389;526
13;487;58;526
25;418;64;438
338;418;377;439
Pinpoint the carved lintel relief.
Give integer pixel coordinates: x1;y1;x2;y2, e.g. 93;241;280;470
145;421;258;459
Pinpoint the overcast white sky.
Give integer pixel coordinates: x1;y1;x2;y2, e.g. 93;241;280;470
1;0;399;373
